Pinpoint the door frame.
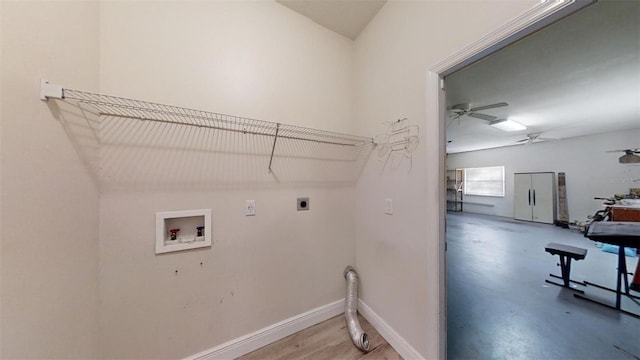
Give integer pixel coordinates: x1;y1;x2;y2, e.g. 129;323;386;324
428;1;594;358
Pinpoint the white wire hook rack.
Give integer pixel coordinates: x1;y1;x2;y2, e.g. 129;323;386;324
40;80;374;173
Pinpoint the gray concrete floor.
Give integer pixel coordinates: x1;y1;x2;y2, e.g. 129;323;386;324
446;212;640;360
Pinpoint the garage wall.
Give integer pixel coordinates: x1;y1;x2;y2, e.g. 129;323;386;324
0;1;100;358
447;129;640;223
1;1;591;359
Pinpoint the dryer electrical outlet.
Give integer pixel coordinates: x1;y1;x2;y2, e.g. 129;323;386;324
297;197;310;211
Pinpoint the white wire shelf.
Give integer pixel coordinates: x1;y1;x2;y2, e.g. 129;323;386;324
40;80;374;183
57;88;372;148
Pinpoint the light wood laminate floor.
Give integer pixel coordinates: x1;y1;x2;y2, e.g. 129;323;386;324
237;314;402;360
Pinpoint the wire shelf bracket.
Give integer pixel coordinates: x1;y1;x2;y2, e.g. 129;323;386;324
40;79;375;174
268;123;280;173
40;79;64;101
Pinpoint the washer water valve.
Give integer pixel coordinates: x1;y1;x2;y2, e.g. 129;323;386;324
169;228;180;241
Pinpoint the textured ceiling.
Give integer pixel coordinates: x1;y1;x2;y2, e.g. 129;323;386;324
276;0;386;40
445;0;640;154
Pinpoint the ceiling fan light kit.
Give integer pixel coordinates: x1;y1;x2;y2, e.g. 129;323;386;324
619;150;640;164
489;119;526;132
619;154;640;164
607;149;640;164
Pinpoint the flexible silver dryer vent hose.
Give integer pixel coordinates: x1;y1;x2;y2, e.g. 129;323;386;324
344;266;370;352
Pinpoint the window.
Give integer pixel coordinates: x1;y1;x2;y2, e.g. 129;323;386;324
464;166;505;197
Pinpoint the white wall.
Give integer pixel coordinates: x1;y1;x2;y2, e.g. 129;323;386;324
352;1;537;358
97;2;357;358
447;129;640;222
0;1;100;358
1;1;582;358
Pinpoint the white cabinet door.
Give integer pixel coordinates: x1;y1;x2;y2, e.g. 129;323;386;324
514;173;533;221
531;173;554;224
514;172;556;224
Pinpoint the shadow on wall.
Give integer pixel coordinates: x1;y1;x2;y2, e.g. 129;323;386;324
48;98;374;192
46;99;101;188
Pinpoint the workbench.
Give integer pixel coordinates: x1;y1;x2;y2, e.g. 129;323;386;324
576;221;640;318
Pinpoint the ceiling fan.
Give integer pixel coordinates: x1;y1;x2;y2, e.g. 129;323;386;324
607;148;640;164
448;102;509;122
516;133;556;144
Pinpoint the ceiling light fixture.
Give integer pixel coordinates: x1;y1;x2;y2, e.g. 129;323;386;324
489;119;526;132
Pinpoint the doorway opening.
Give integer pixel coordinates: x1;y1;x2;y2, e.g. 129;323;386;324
439;0;640;358
427;1;640;358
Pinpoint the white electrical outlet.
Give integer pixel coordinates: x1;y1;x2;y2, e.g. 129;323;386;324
385;198;393;215
245;200;256;216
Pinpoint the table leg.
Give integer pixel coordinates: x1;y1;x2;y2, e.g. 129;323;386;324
574;245;639;318
560;256;572;287
617;246;625;308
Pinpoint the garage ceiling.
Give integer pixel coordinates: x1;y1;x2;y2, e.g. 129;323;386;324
445;0;640;154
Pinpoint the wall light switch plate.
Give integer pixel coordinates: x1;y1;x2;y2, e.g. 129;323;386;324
385;198;393;215
245;200;256;216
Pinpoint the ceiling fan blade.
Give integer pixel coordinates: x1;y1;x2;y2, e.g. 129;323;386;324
470;102;509;112
468;113;497;121
450;103;470;111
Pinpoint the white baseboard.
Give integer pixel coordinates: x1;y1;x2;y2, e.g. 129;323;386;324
358;299;424;360
185;299;344;360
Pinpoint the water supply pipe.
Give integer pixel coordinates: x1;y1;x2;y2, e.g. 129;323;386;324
343;266;370;352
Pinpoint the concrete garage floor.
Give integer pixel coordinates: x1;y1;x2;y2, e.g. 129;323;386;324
446;212;640;360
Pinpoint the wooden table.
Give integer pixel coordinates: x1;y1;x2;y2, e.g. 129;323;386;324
576;221;640;318
609;205;640;222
